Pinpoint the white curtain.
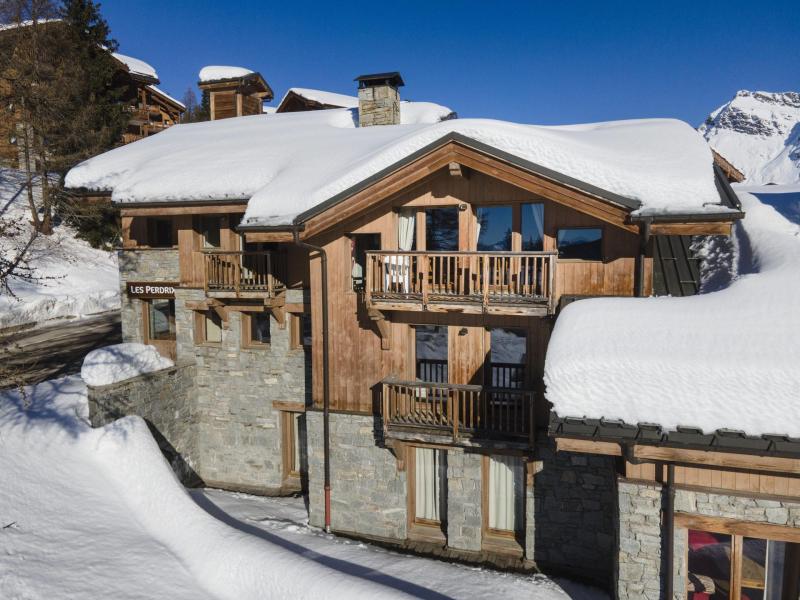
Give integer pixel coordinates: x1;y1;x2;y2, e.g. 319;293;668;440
398;209;416;251
415;447;443;522
489;455;523;532
206;312;222;343
292;413;302;474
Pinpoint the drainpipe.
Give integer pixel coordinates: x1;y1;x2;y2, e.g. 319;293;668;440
664;463;676;600
634;218;652;297
292;228;331;533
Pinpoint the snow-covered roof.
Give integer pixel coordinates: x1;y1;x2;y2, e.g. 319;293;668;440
545;189;800;438
65;109;731;227
147;85;185;110
279;87;360;109
0;18;60;32
112;52;158;81
199;65;255;82
262;106;277;114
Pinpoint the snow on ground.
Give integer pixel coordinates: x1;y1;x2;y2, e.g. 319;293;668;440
0;168;120;330
544;191;800;437
199;65;255;81
65;109;727;228
0;376;606;600
80;343;173;386
736;184;800;225
112;52;158;80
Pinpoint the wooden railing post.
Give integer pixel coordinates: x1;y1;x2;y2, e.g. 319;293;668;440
382;381;391;437
528;391;536;447
451;388;459;442
365;253;374;306
481;255;489;310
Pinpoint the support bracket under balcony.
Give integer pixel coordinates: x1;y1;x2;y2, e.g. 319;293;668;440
368;308;391;350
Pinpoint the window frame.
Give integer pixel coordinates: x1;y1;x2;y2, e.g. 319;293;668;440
406;444;447;542
194;309;223;346
555;226;605;262
143;298;176;342
241;311;271;349
290;312;312;351
198;215;223;249
280;409;305;488
481;454;526;554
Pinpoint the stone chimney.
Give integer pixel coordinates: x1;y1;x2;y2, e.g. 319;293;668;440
355;72;404;127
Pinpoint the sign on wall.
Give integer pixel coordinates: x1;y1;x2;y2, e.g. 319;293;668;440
126;282;178;299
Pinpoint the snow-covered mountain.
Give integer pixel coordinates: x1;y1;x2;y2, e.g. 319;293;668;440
699;90;800;185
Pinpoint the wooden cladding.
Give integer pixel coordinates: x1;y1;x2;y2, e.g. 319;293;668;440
364;251;556;315
204;251;285;297
381;378;535;446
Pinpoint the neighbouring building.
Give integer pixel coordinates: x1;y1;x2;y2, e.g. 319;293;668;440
66;71;761;591
198;65;273;120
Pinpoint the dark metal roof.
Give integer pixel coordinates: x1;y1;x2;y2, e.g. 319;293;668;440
354;72;405;88
652;235;702;297
550;414;800;459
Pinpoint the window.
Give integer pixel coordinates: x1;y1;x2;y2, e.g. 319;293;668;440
686;528;800;599
146;218;174;248
414;325;448;383
489;328;526;389
476;206;512;251
242;312;270;348
425;207;459;251
350;233;380;291
195;310;222;345
199;216;222;249
521;203;544;251
410;447;447;527
557;227;603;260
282;411;304;484
146;299;175;341
485;455;525;536
291;313;312;350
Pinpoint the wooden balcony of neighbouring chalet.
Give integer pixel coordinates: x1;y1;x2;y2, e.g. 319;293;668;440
381;378;536;449
203;250;285;299
365;251;556;316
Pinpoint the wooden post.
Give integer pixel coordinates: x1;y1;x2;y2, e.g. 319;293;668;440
420;254;429;309
528;391;536;447
451;388;459;442
382;382;390;438
481;255;489;310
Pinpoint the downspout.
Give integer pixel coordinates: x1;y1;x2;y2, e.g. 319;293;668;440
664;463;676;600
634;218;652;297
292;227;332;533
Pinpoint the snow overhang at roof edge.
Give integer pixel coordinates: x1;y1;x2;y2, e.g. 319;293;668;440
238;132;646;231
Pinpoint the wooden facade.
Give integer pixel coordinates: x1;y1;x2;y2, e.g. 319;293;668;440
198;73;273;121
121;84;184;144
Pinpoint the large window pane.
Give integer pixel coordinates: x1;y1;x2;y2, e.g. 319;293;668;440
250;313;271;345
490;328;526;388
488;455;524;533
477;206;512;251
200;216;221;249
415;325;448;383
148;299;175;341
415;447;446;523
687;530;732;599
742;537;767;600
557;228;602;260
425;208;459;251
765;540;800;600
521;203;544;251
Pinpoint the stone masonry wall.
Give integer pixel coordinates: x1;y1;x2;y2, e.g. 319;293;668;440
358;85;400;127
306;410;407;539
616;479;800;600
173;288;308;494
87;362;200;483
118;249;180;343
446;449;483;552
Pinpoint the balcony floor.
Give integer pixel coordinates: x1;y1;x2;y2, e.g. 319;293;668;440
369;293;550;316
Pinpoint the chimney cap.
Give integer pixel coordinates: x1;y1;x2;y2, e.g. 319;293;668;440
354;72;405;89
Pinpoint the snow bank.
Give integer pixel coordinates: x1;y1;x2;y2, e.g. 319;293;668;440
81;343;173;386
199;65;254;82
544;191;800;437
0;168;120;330
65;110;725;227
113;52;158;80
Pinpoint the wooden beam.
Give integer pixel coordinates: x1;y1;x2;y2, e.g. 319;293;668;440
675;513;800;544
271;304;286;329
556;437;623;456
367;308;391;350
120;203;247;217
184;300;210;311
649;221;733;236
243;231;296;243
448;161;468;178
632;445;800;476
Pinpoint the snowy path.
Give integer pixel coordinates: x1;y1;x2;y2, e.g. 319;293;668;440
0;376;607;599
194;489;607;600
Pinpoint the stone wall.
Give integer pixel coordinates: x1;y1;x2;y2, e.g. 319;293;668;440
446;449;482;551
87;362;200;483
358;85;400;127
533;442;617;585
306;410;407;539
616;478;800;600
118;248;180;343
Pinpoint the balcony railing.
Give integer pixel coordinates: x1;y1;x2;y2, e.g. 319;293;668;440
381;378;535;446
365;251;556;315
204;250;284;297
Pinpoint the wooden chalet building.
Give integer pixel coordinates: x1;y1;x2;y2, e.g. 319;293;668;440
65;72;771;592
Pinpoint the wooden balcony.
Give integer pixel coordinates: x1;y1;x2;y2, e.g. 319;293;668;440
203;251;285;299
381;378;536;448
365;251;556;316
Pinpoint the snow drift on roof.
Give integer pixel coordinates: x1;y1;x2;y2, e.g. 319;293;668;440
147;85;185;110
544;190;800;438
113;52;158;80
199;65;255;82
65;109;725;225
281;87;359;109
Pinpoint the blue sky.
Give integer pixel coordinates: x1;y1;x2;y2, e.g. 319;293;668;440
103;0;799;126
